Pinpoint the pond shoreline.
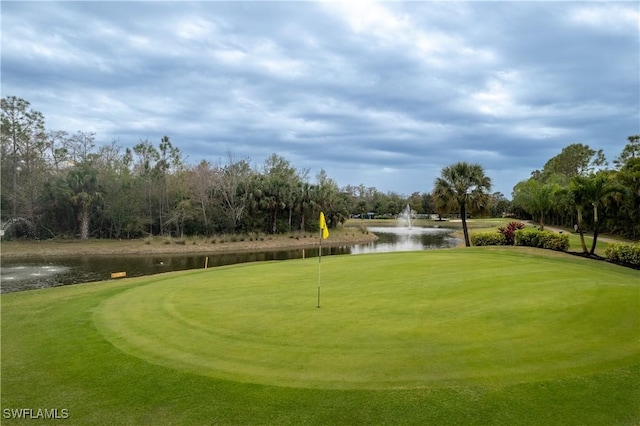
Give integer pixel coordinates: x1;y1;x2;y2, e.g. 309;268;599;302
0;230;379;259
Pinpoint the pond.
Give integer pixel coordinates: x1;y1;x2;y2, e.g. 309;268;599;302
0;226;458;293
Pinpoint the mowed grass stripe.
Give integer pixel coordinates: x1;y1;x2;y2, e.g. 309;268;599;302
94;248;639;390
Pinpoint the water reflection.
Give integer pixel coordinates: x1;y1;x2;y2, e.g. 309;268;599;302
351;226;458;254
0;247;351;293
0;227;458;293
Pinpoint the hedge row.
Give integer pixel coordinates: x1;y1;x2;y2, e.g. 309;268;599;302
471;229;569;252
470;232;507;246
604;243;640;266
514;229;570;252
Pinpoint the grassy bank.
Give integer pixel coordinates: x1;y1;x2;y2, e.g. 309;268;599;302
2;248;638;424
2;218;628;259
0;228;376;259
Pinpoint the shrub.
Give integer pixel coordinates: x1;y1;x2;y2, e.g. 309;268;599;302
514;229;569;252
540;232;569;251
471;232;507;246
497;221;526;245
514;229;539;247
604;243;640;266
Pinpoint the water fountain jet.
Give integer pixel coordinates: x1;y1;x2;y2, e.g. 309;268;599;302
398;204;414;229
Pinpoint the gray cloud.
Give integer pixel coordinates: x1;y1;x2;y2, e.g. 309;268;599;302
2;1;638;197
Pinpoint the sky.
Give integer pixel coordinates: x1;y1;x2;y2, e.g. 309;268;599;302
2;1;639;197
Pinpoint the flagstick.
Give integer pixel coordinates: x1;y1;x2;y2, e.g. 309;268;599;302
317;231;322;308
317;212;329;309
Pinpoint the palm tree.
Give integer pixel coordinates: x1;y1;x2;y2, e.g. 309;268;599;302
570;173;622;255
297;182;315;232
433;162;492;247
67;163;102;240
511;179;558;231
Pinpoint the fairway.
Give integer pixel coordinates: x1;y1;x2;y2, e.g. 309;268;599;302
94;248;640;390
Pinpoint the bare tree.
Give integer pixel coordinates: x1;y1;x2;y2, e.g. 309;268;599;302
187;160;219;233
0;96;46;222
216;153;252;233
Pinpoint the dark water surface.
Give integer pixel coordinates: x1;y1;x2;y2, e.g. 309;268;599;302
1;227;458;293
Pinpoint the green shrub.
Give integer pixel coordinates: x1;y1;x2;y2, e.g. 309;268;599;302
471;232;507;246
514;229;569;252
604;243;640;266
540;232;569;251
514;229;539;247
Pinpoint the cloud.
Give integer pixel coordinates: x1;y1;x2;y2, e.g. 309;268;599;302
1;1;638;197
568;4;640;34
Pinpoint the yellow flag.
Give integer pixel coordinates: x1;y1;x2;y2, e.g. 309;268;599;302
319;212;329;239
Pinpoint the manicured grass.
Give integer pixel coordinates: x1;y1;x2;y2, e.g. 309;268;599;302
565;233;610;256
2;248;639;424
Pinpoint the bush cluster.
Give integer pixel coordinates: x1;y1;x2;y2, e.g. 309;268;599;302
514;229;569;252
470;221;526;247
470;232;507;246
604;243;640;266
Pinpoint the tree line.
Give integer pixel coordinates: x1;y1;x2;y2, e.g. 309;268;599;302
3;96;491;240
3;96;636;244
424;138;640;249
511;138;640;246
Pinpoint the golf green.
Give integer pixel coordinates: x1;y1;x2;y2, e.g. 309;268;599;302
94;248;640;390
